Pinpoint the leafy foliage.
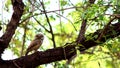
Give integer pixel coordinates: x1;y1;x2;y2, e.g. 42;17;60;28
0;0;120;68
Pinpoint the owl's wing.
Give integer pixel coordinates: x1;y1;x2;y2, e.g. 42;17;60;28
25;40;39;55
27;40;38;50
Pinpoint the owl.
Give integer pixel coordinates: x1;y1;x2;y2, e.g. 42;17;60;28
25;33;44;55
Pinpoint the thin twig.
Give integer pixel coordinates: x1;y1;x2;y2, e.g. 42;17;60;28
33;16;50;32
97;17;116;41
68;0;76;8
13;60;21;68
20;21;28;56
55;12;77;31
40;1;56;48
58;0;63;33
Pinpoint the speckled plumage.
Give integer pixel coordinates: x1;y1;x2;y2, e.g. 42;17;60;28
25;33;44;55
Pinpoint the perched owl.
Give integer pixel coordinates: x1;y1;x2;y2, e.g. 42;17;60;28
25;33;44;55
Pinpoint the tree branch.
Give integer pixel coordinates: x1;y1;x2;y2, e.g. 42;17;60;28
0;0;120;68
0;45;76;68
20;20;28;56
97;17;116;41
76;19;87;43
76;0;96;44
0;0;24;57
0;22;120;68
40;1;56;48
33;17;50;33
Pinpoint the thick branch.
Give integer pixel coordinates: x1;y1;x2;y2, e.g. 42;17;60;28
0;0;24;56
76;19;87;43
76;0;96;44
0;22;120;68
0;45;76;68
0;0;120;67
97;17;116;41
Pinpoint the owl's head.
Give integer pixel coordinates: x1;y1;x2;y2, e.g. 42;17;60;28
35;33;44;40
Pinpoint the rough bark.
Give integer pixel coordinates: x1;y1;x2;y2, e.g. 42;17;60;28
0;0;24;56
0;0;120;68
0;22;120;68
